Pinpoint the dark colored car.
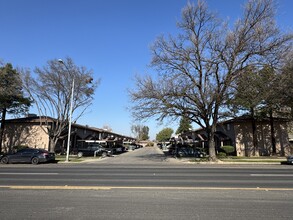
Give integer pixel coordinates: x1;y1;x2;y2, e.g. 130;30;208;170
111;144;126;154
177;147;206;158
0;148;55;165
287;155;293;164
168;144;206;158
77;145;112;158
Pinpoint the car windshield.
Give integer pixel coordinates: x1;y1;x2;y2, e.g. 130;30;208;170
88;144;103;148
15;148;33;154
15;148;48;154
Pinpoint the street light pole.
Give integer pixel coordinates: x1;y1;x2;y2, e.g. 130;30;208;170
58;59;74;162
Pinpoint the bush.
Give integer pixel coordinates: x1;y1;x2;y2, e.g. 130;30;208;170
146;142;154;147
220;146;235;155
217;152;227;158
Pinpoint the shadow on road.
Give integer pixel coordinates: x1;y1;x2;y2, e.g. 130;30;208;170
87;146;179;165
136;152;168;162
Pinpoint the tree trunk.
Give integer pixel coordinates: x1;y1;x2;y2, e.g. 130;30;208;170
207;126;217;161
251;107;259;156
208;138;217;161
0;108;7;153
49;137;57;153
269;110;276;155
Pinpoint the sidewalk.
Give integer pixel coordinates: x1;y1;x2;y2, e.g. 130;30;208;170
58;149;291;165
175;157;289;165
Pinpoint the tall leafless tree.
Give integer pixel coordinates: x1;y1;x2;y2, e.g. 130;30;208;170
24;57;99;152
129;0;292;160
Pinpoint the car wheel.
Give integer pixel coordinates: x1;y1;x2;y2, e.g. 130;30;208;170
101;152;107;158
31;157;39;165
77;152;83;158
199;153;204;158
1;156;9;164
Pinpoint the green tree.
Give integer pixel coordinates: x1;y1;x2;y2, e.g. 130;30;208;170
156;128;174;142
277;54;293;119
229;65;289;156
256;67;281;155
0;63;31;152
176;116;192;135
23;57;99;152
131;125;149;141
130;0;292;161
228;66;271;156
141;126;150;141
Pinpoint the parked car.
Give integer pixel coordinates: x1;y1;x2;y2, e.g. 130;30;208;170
177;147;206;158
287;155;293;164
0;148;55;165
77;145;112;158
168;144;206;158
111;144;126;154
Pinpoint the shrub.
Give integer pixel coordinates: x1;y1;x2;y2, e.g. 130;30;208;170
217;152;227;158
146;142;154;147
221;146;235;155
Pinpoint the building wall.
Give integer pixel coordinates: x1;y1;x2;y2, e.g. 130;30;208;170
3;122;50;153
2;119;136;153
234;121;291;156
216;123;236;146
273;122;292;156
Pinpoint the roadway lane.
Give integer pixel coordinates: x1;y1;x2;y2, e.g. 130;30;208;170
0;165;292;189
0;147;292;189
0;188;292;220
1;147;293;220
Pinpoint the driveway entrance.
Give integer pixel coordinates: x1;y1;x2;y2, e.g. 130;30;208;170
90;146;178;165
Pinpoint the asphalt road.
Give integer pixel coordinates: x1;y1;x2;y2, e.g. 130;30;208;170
0;163;293;189
0;147;292;219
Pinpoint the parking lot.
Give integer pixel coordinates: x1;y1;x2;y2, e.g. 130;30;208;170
90;145;180;165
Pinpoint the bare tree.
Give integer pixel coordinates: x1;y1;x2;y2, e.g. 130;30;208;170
130;0;292;160
102;124;113;132
23;57;99;152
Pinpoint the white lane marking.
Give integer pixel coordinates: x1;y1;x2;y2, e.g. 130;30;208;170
0;173;59;175
0;185;293;191
250;174;293;177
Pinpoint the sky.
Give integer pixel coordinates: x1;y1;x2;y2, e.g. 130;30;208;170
1;0;292;140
